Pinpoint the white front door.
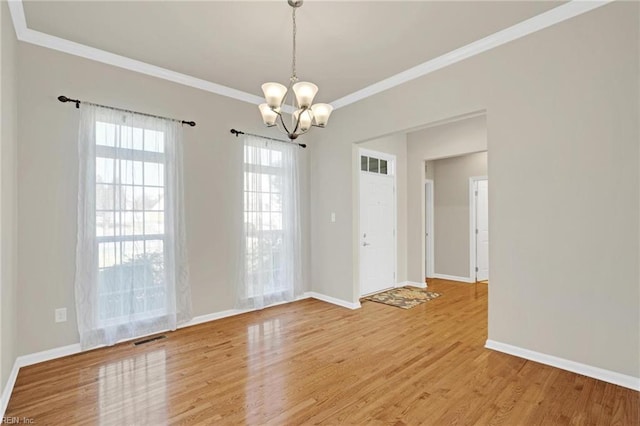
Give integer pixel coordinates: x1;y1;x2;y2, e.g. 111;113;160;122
360;170;395;296
475;179;489;281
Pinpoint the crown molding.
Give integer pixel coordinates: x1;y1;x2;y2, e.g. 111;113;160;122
8;0;612;111
6;0;265;106
330;0;612;109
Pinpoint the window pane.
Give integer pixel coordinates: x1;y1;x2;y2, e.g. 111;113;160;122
120;212;144;236
146;239;163;255
271;151;282;167
132;127;144;151
119;185;142;211
96;184;115;210
96;212;115;237
270;175;282;193
260;148;270;166
380;159;388;175
271;213;283;231
96;122;116;147
144;129;165;153
245;192;258;212
120;160;143;185
144;162;164;187
144;187;164;211
145;212;164;235
120;126;133;150
96;157;116;184
99;242;116;269
271;193;282;212
260;193;270;211
260;212;271;231
361;156;368;171
369;158;379;173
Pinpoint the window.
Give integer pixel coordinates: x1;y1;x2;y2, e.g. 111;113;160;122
243;144;286;297
237;135;302;310
75;105;190;350
361;155;391;175
95;121;168;326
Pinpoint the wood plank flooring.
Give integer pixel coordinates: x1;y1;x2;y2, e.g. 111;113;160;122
6;280;639;425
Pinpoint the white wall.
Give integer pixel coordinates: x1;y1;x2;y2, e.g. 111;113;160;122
16;43;311;356
310;2;639;378
0;0;19;390
357;133;408;283
406;115;487;282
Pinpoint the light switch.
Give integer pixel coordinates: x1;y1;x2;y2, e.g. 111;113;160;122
331;212;336;223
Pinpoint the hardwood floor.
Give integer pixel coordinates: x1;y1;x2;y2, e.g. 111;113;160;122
6;280;639;425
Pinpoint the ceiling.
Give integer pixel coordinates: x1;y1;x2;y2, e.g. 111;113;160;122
20;1;565;106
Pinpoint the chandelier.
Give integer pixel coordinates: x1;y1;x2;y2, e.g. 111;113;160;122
258;0;333;141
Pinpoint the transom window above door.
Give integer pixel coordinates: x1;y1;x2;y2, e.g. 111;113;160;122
361;155;393;175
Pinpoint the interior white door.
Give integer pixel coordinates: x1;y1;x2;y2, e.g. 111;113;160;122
424;180;434;279
360;172;395;295
475;179;489;281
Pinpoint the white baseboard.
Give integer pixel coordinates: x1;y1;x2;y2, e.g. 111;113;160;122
308;292;361;310
395;281;427;289
0;359;20;419
17;343;82;368
183;309;250;328
432;273;474;283
485;339;640;391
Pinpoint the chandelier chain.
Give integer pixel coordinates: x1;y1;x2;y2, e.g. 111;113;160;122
291;7;297;82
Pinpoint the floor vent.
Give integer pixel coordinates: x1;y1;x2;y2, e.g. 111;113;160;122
134;335;167;346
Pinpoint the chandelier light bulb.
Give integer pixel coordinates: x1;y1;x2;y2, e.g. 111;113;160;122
261;83;288;109
311;103;333;127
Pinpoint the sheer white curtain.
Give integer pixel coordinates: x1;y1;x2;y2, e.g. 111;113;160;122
237;135;302;309
75;104;191;350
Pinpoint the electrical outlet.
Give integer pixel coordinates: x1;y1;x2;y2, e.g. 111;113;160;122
55;308;67;323
331;212;336;223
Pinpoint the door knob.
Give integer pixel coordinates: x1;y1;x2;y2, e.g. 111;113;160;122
363;242;370;246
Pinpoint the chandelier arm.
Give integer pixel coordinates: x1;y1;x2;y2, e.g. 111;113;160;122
277;110;292;135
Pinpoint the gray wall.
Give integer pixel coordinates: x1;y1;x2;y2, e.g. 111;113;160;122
407;115;487;282
1;1;19;389
432;152;487;278
358;133;408;283
310;2;639;378
16;43;311;356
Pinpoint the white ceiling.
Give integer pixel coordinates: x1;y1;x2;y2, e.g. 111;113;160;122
20;0;566;105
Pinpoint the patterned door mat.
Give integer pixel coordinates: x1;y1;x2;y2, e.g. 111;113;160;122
362;286;441;309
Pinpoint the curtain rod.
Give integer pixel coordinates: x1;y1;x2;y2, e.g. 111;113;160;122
230;129;306;148
57;95;196;127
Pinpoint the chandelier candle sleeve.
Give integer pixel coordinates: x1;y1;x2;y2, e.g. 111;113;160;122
258;0;332;141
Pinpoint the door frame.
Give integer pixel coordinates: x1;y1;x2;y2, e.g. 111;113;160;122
424;179;434;279
358;147;398;296
469;176;488;282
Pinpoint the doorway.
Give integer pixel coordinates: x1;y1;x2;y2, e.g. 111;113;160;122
359;149;397;296
470;177;489;282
